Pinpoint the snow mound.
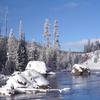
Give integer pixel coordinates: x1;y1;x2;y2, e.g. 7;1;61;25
72;64;90;76
26;61;47;74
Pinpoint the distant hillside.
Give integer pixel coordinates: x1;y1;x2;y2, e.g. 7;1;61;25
82;50;100;70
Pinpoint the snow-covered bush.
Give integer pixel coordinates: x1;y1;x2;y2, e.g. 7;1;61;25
71;64;90;76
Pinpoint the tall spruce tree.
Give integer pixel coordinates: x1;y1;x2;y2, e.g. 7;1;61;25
0;36;7;71
17;40;28;71
43;19;51;48
4;29;17;75
16;19;28;71
7;28;17;61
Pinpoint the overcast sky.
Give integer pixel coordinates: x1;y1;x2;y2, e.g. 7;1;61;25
0;0;100;51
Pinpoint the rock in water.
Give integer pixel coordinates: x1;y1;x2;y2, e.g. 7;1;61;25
71;64;90;76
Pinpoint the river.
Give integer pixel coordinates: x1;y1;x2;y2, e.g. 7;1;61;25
1;71;100;100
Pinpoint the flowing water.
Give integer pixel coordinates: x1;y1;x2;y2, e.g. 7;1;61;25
1;71;100;100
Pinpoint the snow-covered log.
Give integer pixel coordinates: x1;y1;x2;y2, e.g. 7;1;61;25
16;87;70;94
26;61;47;74
71;64;90;76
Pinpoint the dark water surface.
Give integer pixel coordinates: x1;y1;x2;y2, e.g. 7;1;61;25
1;71;100;100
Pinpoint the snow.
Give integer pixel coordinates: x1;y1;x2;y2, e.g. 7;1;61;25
21;69;49;87
47;71;56;75
0;85;15;96
0;69;71;96
72;64;87;72
6;74;28;89
26;61;47;74
71;64;90;75
82;50;100;70
0;69;50;95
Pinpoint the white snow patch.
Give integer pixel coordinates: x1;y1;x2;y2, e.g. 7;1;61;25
82;50;100;70
72;64;87;72
26;61;47;74
47;71;56;75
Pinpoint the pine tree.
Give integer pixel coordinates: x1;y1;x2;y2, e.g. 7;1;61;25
0;36;7;71
16;19;28;71
84;39;91;52
16;40;28;71
50;50;57;70
7;28;17;61
4;29;17;74
43;19;51;48
54;19;60;50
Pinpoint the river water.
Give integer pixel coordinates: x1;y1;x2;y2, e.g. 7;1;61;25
1;71;100;100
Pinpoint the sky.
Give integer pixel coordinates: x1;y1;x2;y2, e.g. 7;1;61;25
0;0;100;51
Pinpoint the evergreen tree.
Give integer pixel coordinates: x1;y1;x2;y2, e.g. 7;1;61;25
0;36;7;71
16;40;28;71
54;19;60;50
51;50;57;70
43;19;51;48
33;47;39;61
4;29;17;74
16;19;28;71
7;28;17;61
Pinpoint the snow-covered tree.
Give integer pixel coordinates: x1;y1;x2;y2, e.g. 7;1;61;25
16;19;28;71
53;19;60;50
4;29;17;74
7;28;17;61
0;36;7;71
16;40;28;71
43;19;51;48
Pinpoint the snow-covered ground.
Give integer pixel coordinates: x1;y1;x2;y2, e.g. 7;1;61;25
82;50;100;70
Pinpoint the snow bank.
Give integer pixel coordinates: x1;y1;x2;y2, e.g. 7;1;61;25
26;61;47;74
71;64;90;76
82;50;100;70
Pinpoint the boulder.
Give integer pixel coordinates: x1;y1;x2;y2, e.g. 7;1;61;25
26;61;47;74
71;64;90;76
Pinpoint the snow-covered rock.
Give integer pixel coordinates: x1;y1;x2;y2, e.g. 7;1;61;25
26;61;47;74
0;85;15;96
71;64;90;76
21;69;49;88
0;69;49;96
6;74;28;89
